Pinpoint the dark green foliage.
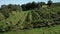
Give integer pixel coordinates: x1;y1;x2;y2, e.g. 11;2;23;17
0;4;22;18
39;2;46;7
21;2;38;11
0;13;4;21
52;2;60;7
0;26;5;33
21;1;46;11
47;0;53;7
7;4;22;11
30;7;60;28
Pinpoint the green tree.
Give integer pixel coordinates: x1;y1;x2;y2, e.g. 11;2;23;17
0;5;10;18
40;2;46;7
47;0;53;7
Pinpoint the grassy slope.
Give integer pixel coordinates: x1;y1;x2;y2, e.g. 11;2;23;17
0;11;29;28
0;7;60;34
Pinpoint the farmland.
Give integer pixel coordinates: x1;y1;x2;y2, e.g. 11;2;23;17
0;0;60;34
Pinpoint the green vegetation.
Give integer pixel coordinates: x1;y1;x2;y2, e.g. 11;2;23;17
1;25;60;34
0;0;60;34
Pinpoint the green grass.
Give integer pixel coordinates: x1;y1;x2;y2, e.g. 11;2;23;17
0;25;60;34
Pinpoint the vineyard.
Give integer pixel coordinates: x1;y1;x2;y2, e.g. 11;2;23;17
0;6;60;34
0;0;60;34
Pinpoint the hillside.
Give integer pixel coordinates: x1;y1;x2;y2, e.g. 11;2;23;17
0;6;60;33
0;0;60;34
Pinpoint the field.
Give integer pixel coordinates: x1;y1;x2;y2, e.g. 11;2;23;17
0;7;60;34
0;25;60;34
0;4;60;34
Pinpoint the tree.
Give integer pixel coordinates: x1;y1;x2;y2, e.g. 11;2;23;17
40;2;46;7
31;1;37;9
0;4;22;18
0;5;10;18
47;0;53;7
21;4;26;11
21;1;38;11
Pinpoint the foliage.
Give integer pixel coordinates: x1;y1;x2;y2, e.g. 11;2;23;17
0;1;60;33
0;4;22;18
1;25;60;34
0;13;5;21
47;0;53;7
